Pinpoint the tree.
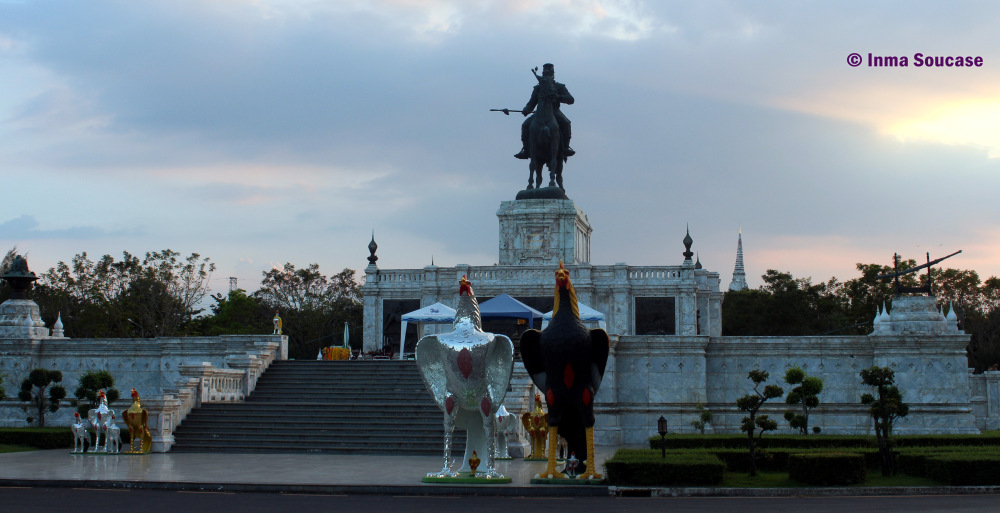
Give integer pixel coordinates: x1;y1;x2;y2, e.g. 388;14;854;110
18;369;66;427
736;369;783;476
0;247;22;303
72;370;120;417
932;270;1000;372
860;366;909;476
254;264;363;359
689;403;713;434
722;271;850;336
839;261;910;332
190;289;273;336
783;366;823;435
35;250;215;338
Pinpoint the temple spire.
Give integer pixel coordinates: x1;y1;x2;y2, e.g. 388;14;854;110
728;228;748;291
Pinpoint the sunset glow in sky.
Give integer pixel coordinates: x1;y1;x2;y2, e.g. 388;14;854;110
2;0;999;296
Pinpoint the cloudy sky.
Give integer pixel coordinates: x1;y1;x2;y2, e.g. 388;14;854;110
2;0;999;296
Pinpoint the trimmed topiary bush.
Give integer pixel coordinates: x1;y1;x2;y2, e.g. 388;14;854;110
604;449;725;486
788;452;866;485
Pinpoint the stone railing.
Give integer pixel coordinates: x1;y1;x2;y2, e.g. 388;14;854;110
466;267;553;285
202;369;246;403
367;271;425;284
178;363;246;403
626;266;683;282
366;264;695;291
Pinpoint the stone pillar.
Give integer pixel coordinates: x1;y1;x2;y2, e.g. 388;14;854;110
146;394;181;452
362;263;381;352
610;263;630;335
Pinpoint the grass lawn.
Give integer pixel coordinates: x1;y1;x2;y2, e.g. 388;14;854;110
720;471;941;488
0;444;37;454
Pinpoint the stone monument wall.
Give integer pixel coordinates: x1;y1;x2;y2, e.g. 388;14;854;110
588;296;980;446
0;334;287;451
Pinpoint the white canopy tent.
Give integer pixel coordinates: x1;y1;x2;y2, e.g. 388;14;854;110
541;302;607;330
399;302;456;360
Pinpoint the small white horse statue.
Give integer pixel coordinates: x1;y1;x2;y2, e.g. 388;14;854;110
106;412;122;454
494;405;518;459
71;412;91;453
88;390;114;452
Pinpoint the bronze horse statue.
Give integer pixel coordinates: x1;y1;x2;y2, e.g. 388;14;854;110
526;73;566;191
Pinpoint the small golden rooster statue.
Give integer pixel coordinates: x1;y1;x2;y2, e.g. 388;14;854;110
122;388;152;453
520;393;549;460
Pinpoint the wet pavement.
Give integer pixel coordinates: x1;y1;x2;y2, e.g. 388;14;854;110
0;449;613;496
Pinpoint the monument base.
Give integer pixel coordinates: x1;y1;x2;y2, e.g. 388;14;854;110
497;198;592;266
515;186;568;200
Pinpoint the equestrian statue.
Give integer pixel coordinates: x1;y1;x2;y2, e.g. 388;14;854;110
493;63;575;196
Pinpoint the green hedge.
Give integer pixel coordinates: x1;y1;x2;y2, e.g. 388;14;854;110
604;449;725;486
0;428;73;449
897;447;1000;485
925;454;1000;486
788;453;867;486
648;432;1000;451
706;447;879;472
649;434;875;450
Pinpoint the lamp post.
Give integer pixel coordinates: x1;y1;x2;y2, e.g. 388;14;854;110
127;319;145;338
657;415;668;459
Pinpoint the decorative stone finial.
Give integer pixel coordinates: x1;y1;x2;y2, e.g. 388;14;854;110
1;255;38;300
682;226;694;261
694;253;702;269
367;233;378;265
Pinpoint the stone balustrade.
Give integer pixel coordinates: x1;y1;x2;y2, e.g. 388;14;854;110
0;333;287;451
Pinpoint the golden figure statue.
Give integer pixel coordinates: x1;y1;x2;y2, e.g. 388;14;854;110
468;451;481;476
122;388;152;453
520;393;548;460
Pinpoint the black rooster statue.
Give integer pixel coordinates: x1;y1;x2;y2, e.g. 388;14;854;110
520;262;610;479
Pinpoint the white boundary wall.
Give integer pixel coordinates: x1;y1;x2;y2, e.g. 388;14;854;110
0;334;286;451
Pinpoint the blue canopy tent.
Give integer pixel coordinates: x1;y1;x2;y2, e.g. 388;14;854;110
399;302;456;360
542;301;607;330
478;294;544;328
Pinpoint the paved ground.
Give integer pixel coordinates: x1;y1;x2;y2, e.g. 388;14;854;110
0;449;612;496
3;448;1000;498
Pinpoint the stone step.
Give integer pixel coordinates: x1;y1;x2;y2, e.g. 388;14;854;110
170;360;461;455
189;404;439;414
171;441;465;452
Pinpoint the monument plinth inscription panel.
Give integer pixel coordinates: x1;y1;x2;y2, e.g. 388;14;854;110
497;199;591;266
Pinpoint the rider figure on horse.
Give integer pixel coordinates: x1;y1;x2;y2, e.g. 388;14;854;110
514;63;575;160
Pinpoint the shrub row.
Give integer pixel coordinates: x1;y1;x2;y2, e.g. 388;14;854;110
0;428;130;450
788;453;867;486
898;447;1000;486
649;434;874;450
648;432;1000;450
707;447;881;472
0;428;73;449
604;449;725;486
